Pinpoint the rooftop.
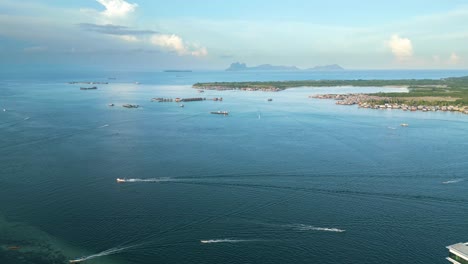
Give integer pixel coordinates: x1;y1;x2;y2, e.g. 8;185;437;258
448;243;468;261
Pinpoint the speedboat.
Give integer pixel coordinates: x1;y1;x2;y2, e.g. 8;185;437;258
69;259;84;263
116;178;126;183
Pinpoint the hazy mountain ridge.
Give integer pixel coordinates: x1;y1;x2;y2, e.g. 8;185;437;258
226;62;344;71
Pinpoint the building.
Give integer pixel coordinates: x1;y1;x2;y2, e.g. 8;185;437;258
447;242;468;264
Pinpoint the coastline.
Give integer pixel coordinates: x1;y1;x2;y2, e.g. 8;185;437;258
192;76;468;115
310;93;468;114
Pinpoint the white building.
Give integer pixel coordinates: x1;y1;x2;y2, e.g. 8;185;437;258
447;242;468;264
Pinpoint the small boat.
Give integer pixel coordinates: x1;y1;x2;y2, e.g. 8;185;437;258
198;90;205;93
80;86;97;90
211;111;229;116
108;103;114;106
267;98;273;101
179;104;184;107
116;178;126;183
400;123;409;127
69;259;84;263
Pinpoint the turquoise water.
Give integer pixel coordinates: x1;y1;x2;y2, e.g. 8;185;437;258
1;70;468;263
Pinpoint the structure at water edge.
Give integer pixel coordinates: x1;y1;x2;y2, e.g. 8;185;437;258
447;242;468;264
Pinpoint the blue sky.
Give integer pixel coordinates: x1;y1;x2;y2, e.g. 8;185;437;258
1;0;467;70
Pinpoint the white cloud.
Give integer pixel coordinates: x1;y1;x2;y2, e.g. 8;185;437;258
118;35;139;42
150;34;208;57
191;47;208;57
387;34;413;60
151;34;185;54
448;52;460;64
96;0;138;18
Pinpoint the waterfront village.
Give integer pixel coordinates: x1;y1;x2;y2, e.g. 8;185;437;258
310;93;468;114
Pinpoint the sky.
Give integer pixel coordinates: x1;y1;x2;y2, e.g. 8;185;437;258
1;0;468;70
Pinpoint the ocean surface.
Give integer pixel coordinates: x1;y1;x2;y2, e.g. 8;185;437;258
1;70;468;264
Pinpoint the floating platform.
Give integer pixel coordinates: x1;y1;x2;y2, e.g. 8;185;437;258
211;111;229;116
123;104;139;108
80;86;97;90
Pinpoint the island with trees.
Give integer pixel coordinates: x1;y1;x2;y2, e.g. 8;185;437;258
193;76;468;114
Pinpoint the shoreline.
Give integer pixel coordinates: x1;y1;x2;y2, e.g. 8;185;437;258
192;76;468;115
310;93;468;114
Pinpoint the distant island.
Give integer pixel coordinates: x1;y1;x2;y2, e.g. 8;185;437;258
226;62;344;71
164;70;193;72
307;64;344;71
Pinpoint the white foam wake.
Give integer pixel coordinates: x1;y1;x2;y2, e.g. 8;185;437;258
442;179;464;184
289;224;345;233
98;124;109;128
120;177;174;183
70;244;137;262
200;239;251;244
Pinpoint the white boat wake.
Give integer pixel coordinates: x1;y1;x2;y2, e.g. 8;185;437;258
98;124;109;128
200;239;252;244
117;177;175;183
442;179;464;184
288;224;346;233
69;244;138;263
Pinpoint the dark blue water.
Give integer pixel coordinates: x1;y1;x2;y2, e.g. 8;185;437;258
1;70;468;264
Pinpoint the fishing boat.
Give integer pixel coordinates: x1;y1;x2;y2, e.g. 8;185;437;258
400;123;409;127
116;178;126;183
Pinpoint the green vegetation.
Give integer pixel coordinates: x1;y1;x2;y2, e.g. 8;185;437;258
194;79;445;89
371;77;468;106
193;76;468;107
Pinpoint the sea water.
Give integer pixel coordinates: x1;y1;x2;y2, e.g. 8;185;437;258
1;70;468;264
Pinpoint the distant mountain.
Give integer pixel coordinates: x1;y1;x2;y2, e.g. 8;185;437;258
306;64;344;71
226;62;299;71
226;62;344;71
